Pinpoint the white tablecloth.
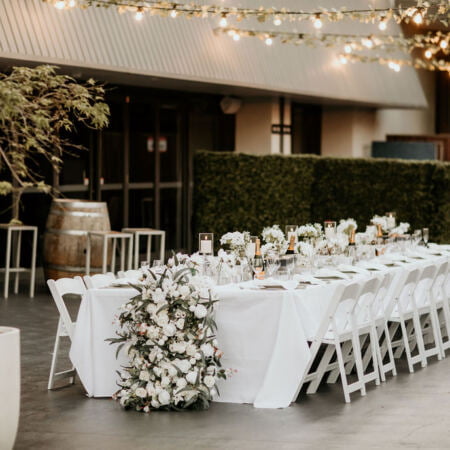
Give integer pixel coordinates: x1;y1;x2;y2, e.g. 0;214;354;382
69;249;448;408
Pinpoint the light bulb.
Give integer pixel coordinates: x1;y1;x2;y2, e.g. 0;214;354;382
440;40;448;49
227;29;235;36
55;1;65;9
394;64;401;72
273;16;282;26
425;49;432;59
265;37;273;46
388;61;395;70
135;8;144;21
219;16;228;28
339;55;348;65
344;44;352;54
362;38;373;49
313;14;322;30
413;12;423;24
378;19;387;31
233;34;240;41
170;9;178;18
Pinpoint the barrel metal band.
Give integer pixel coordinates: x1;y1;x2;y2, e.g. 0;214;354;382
49;210;106;218
46;229;87;236
46;263;102;273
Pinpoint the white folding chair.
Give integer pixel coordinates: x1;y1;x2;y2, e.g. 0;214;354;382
117;269;141;279
389;263;440;372
303;277;382;403
83;272;116;289
47;276;86;390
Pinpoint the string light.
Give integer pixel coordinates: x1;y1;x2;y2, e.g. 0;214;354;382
425;49;433;59
339;55;348;65
413;10;423;24
233;33;240;41
440;39;448;49
378;18;387;31
265;37;273;46
344;44;352;54
273;16;282;26
362;37;373;49
135;7;144;21
55;0;66;9
170;9;178;18
68;0;76;7
219;14;227;28
313;14;323;30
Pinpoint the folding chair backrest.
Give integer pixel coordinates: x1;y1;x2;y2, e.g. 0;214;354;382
332;281;364;335
370;271;393;321
397;267;421;314
415;263;438;308
431;260;448;302
352;276;382;326
84;273;116;289
47;277;86;340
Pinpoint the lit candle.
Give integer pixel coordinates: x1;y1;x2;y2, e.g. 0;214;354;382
199;233;213;254
324;221;336;239
285;225;297;242
386;212;396;230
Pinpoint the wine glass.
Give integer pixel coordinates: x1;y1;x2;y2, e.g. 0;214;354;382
140;260;149;271
412;229;422;248
265;254;281;278
152;260;163;268
422;228;429;247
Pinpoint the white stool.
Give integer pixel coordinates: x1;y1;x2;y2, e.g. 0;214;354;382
122;228;166;269
0;224;38;299
85;231;133;275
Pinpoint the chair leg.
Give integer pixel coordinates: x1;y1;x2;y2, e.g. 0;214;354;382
327;340;353;383
382;323;397;377
335;340;351;403
369;326;381;386
48;319;62;390
400;319;415;373
412;312;427;368
351;331;366;396
306;345;335;394
429;308;444;360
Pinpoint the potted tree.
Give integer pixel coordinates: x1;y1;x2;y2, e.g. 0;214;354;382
0;65;109;222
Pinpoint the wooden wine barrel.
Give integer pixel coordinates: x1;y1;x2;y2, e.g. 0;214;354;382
44;199;111;280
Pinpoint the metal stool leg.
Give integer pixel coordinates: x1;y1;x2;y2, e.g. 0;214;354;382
14;230;22;294
85;233;91;275
102;236;108;274
133;234;139;270
4;228;12;299
120;238;125;272
30;228;37;298
127;236;133;270
160;232;165;263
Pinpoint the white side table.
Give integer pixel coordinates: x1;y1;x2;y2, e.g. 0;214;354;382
85;231;133;275
0;224;38;299
122;228;166;269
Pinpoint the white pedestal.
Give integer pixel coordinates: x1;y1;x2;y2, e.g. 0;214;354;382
0;327;20;450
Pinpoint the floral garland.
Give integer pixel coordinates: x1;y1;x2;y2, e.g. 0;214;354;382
109;254;228;412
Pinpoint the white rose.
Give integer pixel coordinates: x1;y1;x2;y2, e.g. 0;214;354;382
139;370;150;382
158;390;171;405
163;323;177;337
151;399;160;408
176;318;185;330
204;375;215;388
152;288;166;303
200;343;214;357
179;285;190;297
135;387;147;398
176;378;187;389
156;312;169;326
186;371;198;384
189;305;195;312
174;359;191;373
146;303;156;314
146;382;155;396
143;406;150;413
186;344;197;356
120;396;129;406
161;376;170;388
153;367;162;377
194;304;207;319
167;365;178;377
190;358;196;365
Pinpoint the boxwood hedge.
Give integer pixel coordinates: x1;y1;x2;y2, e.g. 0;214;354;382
193;150;450;244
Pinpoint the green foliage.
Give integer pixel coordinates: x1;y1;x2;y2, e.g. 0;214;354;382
0;65;109;220
193;151;450;244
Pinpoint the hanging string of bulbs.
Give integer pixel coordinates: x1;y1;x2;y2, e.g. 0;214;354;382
46;0;450;28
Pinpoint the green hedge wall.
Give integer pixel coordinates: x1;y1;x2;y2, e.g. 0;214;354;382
193;151;450;244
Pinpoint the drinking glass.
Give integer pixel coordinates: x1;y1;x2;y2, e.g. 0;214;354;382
422;228;429;246
152;260;163;267
140;260;150;271
265;254;281;278
412;229;422;248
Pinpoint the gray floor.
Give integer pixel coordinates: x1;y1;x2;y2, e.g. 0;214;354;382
2;272;450;450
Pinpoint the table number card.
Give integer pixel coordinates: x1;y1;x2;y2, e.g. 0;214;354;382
199;233;214;255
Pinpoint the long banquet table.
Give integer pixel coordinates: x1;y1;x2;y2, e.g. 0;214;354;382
69;248;449;409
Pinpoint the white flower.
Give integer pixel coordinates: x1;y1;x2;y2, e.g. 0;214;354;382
190;358;197;365
176;378;187;389
179;285;190;297
337;218;357;236
151;399;160;408
143;406;150;413
160;376;170;388
156;312;169;326
204;375;215;388
152;288;166;303
135;387;147;398
194;304;207;319
174;359;191;373
163;323;177;337
200;343;214;357
146;303;156;315
139;370;150;382
153;367;162;377
158;389;171;405
176;318;185;330
120;396;129;406
146;382;155;396
186;371;198;384
186;344;197;356
170;341;186;354
167;365;178;377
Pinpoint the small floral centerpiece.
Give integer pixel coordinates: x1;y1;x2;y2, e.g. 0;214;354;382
371;215;389;232
296;223;323;240
391;222;410;235
337;218;358;236
219;231;251;259
261;224;288;256
109;254;228;412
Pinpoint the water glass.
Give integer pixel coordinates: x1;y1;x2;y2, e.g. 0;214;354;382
422;228;429;246
140;260;150;271
152;260;163;267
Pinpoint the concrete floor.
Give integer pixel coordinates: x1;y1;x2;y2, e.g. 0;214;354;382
2;272;450;450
